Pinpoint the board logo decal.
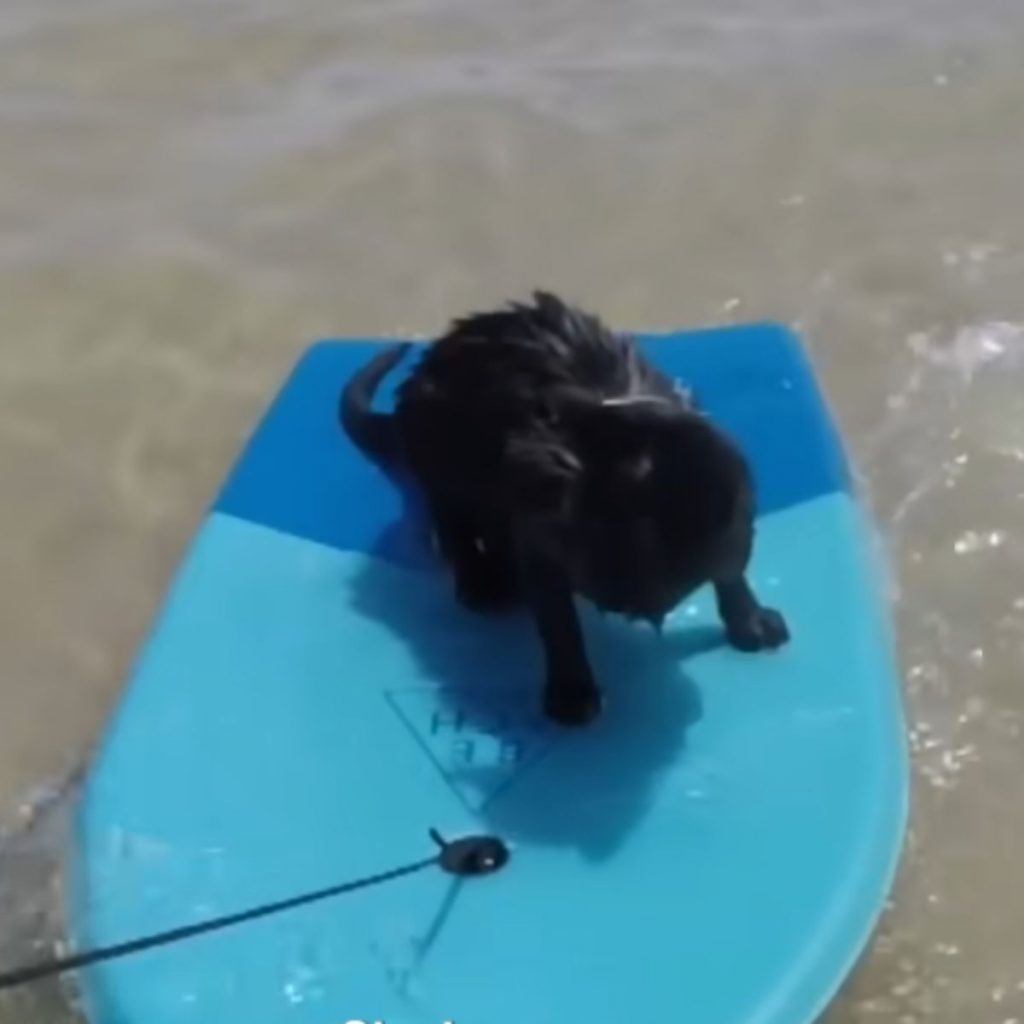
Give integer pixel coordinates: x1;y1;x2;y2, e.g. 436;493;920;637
385;689;557;812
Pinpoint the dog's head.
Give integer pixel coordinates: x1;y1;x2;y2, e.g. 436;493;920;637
507;394;755;624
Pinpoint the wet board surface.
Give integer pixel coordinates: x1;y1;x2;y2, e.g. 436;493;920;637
69;323;909;1024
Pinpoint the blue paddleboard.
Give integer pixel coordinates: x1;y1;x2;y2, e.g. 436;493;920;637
68;322;908;1023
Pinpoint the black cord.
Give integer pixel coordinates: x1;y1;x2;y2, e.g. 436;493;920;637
0;830;509;993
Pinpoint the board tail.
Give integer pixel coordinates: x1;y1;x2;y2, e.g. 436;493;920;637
338;342;412;466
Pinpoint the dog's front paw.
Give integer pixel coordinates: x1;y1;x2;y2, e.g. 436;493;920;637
544;681;603;727
725;606;790;652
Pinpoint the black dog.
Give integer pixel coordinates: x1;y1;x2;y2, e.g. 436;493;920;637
340;291;788;726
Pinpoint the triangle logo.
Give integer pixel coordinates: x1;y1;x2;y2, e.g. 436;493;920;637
385;688;558;812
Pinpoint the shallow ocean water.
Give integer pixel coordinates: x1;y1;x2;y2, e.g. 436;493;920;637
3;0;1024;1020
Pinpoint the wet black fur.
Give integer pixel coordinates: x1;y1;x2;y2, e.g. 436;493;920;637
340;291;788;725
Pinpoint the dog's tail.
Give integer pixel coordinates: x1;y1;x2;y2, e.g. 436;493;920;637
338;343;411;466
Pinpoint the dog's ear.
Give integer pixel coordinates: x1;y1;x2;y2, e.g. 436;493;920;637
503;435;581;518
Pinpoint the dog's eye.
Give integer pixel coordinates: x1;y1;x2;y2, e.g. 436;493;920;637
609;468;656;516
625;453;654;483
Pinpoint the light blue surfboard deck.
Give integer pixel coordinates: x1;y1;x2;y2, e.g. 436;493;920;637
68;323;909;1024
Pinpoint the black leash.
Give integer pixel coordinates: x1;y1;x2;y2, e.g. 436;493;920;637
0;830;509;992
